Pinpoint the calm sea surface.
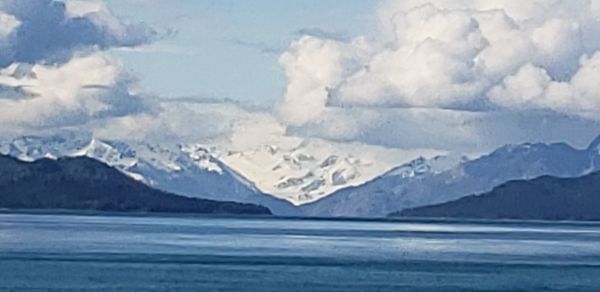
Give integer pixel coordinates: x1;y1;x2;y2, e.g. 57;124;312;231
1;213;600;291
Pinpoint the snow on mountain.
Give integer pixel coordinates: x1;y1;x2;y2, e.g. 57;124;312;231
0;133;209;182
0;133;298;215
0;132;447;213
7;131;599;218
383;154;469;179
301;138;600;218
1;132;93;162
193;138;446;205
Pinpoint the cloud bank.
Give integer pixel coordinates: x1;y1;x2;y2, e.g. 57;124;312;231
279;0;600;119
94;98;277;146
274;0;600;152
0;0;154;136
1;0;599;156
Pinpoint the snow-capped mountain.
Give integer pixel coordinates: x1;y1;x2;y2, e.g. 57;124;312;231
6;131;600;218
192;138;444;205
0;133;297;215
301;137;600;218
383;154;469;179
0;132;443;213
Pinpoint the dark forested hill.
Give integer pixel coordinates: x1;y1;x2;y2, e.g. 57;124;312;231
0;155;270;215
396;172;600;221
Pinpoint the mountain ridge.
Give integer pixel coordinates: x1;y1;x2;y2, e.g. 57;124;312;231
0;134;298;215
301;135;600;218
5;132;600;218
0;155;271;215
396;171;600;221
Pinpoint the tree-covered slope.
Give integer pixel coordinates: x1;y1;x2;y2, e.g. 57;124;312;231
0;155;270;215
397;172;600;221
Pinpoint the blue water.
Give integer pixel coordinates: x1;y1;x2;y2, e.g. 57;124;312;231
1;214;600;291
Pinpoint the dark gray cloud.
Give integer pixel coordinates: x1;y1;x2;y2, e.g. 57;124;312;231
0;0;157;136
0;0;155;66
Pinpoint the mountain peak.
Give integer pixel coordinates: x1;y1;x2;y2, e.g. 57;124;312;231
201;139;419;205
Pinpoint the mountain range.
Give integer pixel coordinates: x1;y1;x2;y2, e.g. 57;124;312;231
0;133;297;215
199;138;437;205
0;155;270;215
3;132;600;218
0;133;431;215
300;136;600;217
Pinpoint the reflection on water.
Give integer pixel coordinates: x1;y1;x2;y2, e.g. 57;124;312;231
1;213;600;291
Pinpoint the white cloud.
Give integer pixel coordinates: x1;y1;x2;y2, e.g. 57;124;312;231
0;0;155;139
278;0;600;124
94;99;280;146
1;0;599;157
277;36;349;126
265;0;600;154
0;53;147;129
0;12;19;39
487;63;552;108
0;54;117;104
488;52;600;119
64;0;107;18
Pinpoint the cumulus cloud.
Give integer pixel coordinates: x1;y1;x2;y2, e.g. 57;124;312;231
86;0;600;154
489;53;600;118
266;0;600;154
278;0;600;123
0;0;282;152
0;53;149;130
277;35;369;125
0;0;155;137
0;0;155;66
2;0;599;157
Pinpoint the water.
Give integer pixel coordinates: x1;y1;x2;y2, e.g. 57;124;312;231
1;213;600;291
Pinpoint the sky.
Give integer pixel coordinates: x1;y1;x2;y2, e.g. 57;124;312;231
1;0;600;155
105;0;377;105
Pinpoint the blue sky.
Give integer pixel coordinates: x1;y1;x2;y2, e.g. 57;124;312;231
106;0;377;105
2;0;600;153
